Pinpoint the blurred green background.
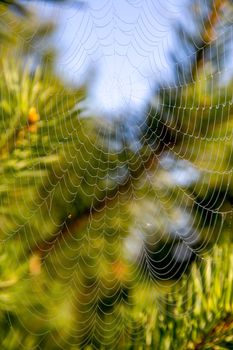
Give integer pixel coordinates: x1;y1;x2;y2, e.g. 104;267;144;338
0;0;232;349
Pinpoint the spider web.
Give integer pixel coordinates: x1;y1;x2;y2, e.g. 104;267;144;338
1;0;233;348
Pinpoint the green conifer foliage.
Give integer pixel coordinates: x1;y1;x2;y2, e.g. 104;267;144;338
0;1;232;349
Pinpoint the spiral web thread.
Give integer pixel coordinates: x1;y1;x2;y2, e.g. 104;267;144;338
1;0;233;348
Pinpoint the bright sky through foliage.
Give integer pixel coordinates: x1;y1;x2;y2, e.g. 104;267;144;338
30;0;190;116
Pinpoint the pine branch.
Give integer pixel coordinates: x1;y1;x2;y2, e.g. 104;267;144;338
193;0;227;78
127;245;233;350
194;314;233;349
